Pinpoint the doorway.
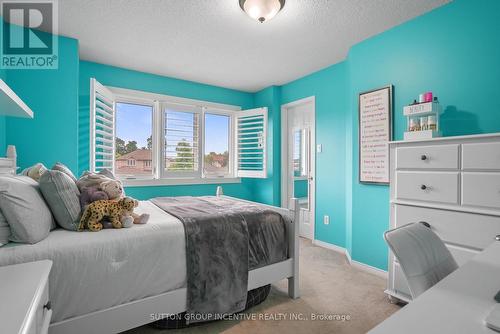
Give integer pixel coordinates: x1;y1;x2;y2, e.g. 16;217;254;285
281;97;315;240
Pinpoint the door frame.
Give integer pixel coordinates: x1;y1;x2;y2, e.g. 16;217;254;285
281;96;316;241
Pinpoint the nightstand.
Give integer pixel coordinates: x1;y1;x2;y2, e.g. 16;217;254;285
0;260;53;334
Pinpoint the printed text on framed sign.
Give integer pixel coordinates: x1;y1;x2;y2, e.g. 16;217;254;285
358;85;393;184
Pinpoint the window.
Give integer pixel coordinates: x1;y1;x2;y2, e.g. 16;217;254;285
114;102;153;179
293;129;306;177
90;79;268;185
204;113;230;176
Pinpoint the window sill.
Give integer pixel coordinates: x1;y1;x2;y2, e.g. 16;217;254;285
121;177;241;187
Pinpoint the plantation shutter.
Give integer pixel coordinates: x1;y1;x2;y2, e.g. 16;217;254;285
163;103;202;177
235;107;268;178
90;78;116;172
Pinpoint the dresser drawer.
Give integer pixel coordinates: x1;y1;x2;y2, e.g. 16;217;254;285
395;172;459;204
462;172;500;210
462;142;500;170
396;144;459;170
395;205;500;250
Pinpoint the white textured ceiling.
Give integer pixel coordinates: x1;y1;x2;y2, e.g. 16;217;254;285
56;0;449;92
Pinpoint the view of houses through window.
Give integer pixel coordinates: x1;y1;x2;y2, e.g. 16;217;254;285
204;113;230;175
115;102;232;178
115;102;153;177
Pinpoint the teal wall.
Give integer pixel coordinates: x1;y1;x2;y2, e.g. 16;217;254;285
347;0;500;270
4;34;80;172
293;179;308;199
0;24;5;154
276;0;500;270
281;62;348;248
0;69;6;154
0;115;4;154
78;61;257;200
251;86;281;206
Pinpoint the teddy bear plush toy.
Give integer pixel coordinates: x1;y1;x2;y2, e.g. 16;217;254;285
21;163;47;182
79;186;109;209
100;179;149;225
100;180;124;200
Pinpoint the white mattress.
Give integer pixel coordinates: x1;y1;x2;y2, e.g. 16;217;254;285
0;201;187;323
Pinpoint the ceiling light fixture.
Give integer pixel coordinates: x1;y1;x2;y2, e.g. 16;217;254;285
239;0;285;23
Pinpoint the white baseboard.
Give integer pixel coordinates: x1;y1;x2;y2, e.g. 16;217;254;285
311;240;387;279
350;260;388;279
345;248;352;263
312;239;347;254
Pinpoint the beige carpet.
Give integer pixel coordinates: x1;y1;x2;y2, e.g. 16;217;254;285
125;239;400;334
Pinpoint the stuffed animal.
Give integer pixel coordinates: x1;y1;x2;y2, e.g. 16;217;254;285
79;186;109;209
115;196;149;225
132;212;150;225
76;171;115;191
21;163;47;182
100;179;124;200
99;180;149;224
120;216;134;228
102;216;133;229
79;197;137;232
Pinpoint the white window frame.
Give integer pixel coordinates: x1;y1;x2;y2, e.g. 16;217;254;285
106;86;242;186
202;108;235;179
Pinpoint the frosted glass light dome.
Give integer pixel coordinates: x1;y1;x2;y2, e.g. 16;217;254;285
239;0;285;23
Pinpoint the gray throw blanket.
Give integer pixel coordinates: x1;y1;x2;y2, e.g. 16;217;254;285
151;196;288;323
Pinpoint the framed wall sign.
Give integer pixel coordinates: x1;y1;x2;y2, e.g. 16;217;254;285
358;85;393;184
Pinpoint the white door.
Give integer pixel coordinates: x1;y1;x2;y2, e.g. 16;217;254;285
281;98;315;240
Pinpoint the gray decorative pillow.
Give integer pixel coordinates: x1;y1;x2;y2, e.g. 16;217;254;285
39;170;81;231
0;175;54;244
0;211;10;247
52;162;77;183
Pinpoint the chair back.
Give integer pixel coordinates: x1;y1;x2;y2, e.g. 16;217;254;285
384;222;458;299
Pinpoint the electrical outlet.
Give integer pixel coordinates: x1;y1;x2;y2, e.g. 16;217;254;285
317;144;322;153
324;215;330;225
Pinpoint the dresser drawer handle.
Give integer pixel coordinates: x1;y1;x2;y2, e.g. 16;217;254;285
420;184;427;190
496;235;500;241
419;221;431;228
421;155;427;161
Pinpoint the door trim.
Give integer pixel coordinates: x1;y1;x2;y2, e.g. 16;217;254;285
281;96;316;241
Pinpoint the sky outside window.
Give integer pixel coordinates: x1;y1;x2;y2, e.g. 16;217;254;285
115;102;153;177
204;113;229;174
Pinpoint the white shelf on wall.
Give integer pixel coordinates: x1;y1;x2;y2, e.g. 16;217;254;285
0;78;33;118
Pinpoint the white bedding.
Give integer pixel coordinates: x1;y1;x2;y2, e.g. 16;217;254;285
0;201;187;323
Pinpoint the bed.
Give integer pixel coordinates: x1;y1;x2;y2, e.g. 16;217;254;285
0;195;299;334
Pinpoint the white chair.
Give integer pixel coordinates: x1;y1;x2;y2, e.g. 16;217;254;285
384;222;458;299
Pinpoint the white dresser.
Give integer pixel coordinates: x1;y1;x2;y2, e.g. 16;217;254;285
386;133;500;303
0;260;53;334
